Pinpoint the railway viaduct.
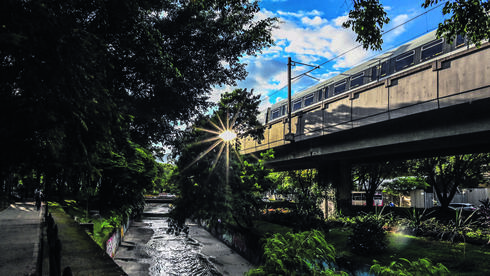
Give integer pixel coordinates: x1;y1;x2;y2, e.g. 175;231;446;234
240;42;490;212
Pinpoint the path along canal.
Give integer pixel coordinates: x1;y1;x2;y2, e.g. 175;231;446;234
114;203;254;276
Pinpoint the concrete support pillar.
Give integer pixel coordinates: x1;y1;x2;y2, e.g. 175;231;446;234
319;161;353;216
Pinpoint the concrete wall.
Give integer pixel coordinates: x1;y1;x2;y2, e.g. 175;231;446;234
105;217;131;258
240;43;490;156
410;190;435;208
452;188;490;206
410;188;490;208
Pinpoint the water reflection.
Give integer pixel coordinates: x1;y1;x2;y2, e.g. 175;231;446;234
144;218;221;276
119;203;222;276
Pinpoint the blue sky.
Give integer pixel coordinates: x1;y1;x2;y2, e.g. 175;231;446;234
211;0;448;111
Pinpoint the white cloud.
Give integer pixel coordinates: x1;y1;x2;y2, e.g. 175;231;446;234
333;15;348;27
383;13;409;43
301;16;327;26
210;8;376;105
276;9;322;18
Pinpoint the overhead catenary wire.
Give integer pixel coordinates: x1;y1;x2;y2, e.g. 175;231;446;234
262;0;448;103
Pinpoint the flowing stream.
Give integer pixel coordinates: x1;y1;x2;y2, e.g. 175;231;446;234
115;203;250;276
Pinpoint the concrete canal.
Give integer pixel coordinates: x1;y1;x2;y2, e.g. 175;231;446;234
114;203;254;276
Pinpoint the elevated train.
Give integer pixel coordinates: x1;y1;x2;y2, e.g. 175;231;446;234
265;30;468;124
241;29;490;156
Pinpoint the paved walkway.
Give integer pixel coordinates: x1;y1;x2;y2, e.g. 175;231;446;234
41;204;127;276
0;202;43;276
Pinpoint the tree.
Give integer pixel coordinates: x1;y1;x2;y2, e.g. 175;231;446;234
272;169;326;229
344;0;490;51
151;163;178;195
352;161;406;207
382;176;428;206
412;154;490;210
342;0;390;51
171;88;266;225
217;88;265;141
1;0;276;203
98;141;159;214
235;149;276;227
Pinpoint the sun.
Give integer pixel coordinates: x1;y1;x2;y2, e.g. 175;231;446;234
219;129;237;142
183;111;242;184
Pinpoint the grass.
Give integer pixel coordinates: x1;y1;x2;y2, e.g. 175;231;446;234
325;227;490;275
252;220;292;236
50;200;118;249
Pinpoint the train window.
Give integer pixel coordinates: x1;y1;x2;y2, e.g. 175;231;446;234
377;62;388;77
456;35;465;48
271;105;286;120
316;89;322;101
395;50;414;71
421;39;443;60
334;80;346;95
350;72;364;88
323;87;329;99
293;99;302;111
371;66;378;81
304;94;314;107
271;108;281;120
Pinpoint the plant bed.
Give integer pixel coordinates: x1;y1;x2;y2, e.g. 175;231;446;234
325;226;490;276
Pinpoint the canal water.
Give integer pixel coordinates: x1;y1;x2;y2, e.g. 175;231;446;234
114;203;253;276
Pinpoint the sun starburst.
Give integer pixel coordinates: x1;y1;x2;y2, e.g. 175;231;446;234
183;111;242;184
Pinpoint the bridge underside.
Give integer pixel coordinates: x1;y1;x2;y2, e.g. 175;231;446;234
266;98;490;170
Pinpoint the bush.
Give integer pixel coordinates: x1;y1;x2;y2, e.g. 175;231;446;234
476;198;490;228
247;230;346;275
370;258;449;276
397;208;435;236
348;214;387;255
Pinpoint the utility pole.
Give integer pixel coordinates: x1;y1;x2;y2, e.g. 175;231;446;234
285;57;294;141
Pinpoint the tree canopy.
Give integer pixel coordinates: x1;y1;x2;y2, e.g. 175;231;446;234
411;154;490;209
1;0;276;204
344;0;490;50
171;88;270;226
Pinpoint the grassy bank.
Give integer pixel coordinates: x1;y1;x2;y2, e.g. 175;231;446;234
324;227;490;275
48;200;123;249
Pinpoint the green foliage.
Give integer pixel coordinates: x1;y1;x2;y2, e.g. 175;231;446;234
1;0;276;213
383;177;428;205
371;258;449;276
349;210;388;255
218;88;265;141
422;0;490;47
476;198;490;228
411;154;489;210
150;163;178;195
172;88;268;226
235;150;276;226
271;169;326;230
247;230;346;275
400;208;435;235
345;0;489;51
98;141;157;214
342;0;390;51
437;209;477;244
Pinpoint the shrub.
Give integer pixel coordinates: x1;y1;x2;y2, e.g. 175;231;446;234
247;230;346;275
398;208;435;235
437;209;477;243
348;213;387;255
476;198;490;228
370;258;449;276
